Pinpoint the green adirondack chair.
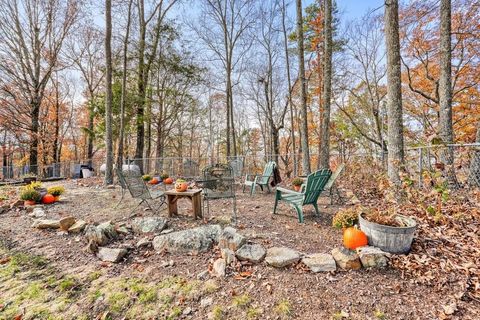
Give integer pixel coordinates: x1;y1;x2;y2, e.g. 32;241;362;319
243;161;276;195
322;163;345;204
273;169;332;223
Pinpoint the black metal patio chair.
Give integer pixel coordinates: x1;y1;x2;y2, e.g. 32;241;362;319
115;168;166;215
196;163;237;223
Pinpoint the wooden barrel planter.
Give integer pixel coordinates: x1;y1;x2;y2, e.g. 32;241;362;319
358;213;417;254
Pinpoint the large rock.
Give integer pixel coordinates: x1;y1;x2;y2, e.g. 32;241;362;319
96;247;127;263
85;221;118;246
221;248;236;265
131;217;168;234
265;247;301;268
212;258;226;278
218;227;246;251
68;220;87;233
32;219;60;229
356;246;389;268
122;164;140;174
235;243;266;263
31;207;46;218
136;237;152;248
59;216;76;231
331;247;362;270
152;225;222;253
302;253;337;272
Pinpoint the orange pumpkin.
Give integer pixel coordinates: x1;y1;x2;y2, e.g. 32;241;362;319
42;194;55;205
164;177;173;184
149;178;159;185
175;181;188;192
343;227;368;250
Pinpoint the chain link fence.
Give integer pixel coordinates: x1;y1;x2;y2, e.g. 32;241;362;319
405;144;480;189
2;144;479;189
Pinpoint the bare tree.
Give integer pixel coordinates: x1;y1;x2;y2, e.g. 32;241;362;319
134;0;179;172
66;25;105;165
438;0;457;186
251;0;289;165
193;0;256;157
319;0;332;168
104;0;114;184
384;0;404;186
117;0;134;169
0;0;79;173
336;14;387;153
295;0;311;175
280;0;297;176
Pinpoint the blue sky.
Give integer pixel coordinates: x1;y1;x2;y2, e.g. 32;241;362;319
316;0;385;21
334;0;384;18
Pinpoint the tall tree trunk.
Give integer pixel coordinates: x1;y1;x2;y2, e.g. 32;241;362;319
87;100;94;166
384;0;404;187
316;55;323;169
281;0;297;176
53;74;60;164
226;64;232;157
438;0;457;187
104;0;114;185
208;96;214;164
296;0;311;175
117;0;133;170
135;0;147;173
145;89;152;172
230;87;237;157
319;0;332;169
29;96;41;174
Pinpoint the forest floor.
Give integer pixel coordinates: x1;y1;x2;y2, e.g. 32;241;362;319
0;178;478;320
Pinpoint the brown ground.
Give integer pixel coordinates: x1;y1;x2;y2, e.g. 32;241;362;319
0;178;478;319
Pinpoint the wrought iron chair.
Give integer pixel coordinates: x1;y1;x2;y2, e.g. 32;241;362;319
114;168;128;209
197;163;237;223
228;158;244;178
116;168;166;215
182;159;200;180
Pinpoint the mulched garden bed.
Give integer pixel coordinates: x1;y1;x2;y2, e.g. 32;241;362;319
0;177;478;319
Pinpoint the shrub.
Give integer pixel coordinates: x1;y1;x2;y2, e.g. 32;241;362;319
20;188;41;202
160;172;169;180
292;178;304;186
332;207;360;229
142;175;152;182
28;181;42;190
47;186;65;196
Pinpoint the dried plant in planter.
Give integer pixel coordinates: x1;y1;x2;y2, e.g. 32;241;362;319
361;207;405;227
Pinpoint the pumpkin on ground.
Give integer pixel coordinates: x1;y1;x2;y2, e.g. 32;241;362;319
164;177;173;184
42;194;56;205
343;227;368;249
149;178;159;185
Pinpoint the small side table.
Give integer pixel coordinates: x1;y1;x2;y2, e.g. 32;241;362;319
164;189;202;219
